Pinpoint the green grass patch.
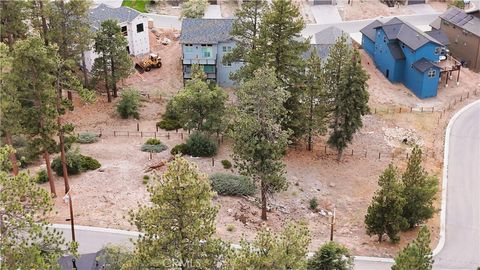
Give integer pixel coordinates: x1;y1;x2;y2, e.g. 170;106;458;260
122;0;148;13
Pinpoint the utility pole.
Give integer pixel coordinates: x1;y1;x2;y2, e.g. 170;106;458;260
329;208;336;241
64;189;76;242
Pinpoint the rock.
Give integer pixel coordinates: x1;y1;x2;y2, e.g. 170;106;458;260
320;210;327;216
227;208;233;214
329;182;336;188
161;37;172;45
316;188;321;192
98;166;106;172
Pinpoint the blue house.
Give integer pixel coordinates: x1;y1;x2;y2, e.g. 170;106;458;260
360;17;447;98
179;18;242;87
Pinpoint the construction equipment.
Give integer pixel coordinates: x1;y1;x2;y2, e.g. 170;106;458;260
135;53;162;73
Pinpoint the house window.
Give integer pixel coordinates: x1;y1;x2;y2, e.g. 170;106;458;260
427;69;436;78
136;23;144;33
201;47;212;58
185;44;193;53
227;46;232;52
434;47;441;55
121;26;127;36
203;65;215;74
383;36;387;43
222;46;226;52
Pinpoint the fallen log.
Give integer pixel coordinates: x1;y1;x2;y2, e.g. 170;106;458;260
145;156;175;172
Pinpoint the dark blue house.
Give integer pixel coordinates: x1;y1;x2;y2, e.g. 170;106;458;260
360;17;447;99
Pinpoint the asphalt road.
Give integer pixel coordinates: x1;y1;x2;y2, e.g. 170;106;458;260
54;101;480;269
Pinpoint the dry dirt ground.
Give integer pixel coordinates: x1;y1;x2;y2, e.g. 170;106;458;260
147;0;239;18
36;27;480;257
340;0;448;21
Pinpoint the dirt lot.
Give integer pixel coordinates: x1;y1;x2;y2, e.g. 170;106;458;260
38;26;480;257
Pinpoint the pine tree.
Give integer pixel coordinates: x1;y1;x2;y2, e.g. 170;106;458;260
0;145;76;269
0;0;28;48
11;37;60;196
402;146;438;229
171;64;228;133
307;241;354;270
327;49;369;161
226;222;310;269
365;164;408;243
0;43;21;175
126;157;225;269
300;48;328;151
392;226;434;270
231;67;291;220
92;20;133;102
257;0;309;138
223;0;267;82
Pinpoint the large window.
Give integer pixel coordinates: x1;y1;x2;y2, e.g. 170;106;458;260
427;69;436;78
121;26;127;36
201;46;213;58
184;44;193;53
203;65;215;74
136;23;144;33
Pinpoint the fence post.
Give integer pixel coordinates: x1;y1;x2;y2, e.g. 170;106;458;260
154;132;157;139
149;152;152;160
364;150;367;158
374;108;377;114
410;107;413;112
351;149;353;156
181;133;183;140
176;129;178;133
141;131;143;137
406;153;409;160
211;157;215;167
156;125;158;132
324;145;327;154
399;107;402;113
114;131;116;137
137;123;139;132
467;92;470;99
167;132;170;139
378;152;381;159
99;129;102;137
221;134;224;143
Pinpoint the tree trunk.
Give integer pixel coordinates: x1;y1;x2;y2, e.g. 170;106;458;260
56;76;70;194
378;234;383;242
261;181;267;220
43;151;56;197
110;57;117;98
307;132;312;151
336;148;343;161
102;57;111;102
4;133;19;175
81;51;88;87
38;0;49;46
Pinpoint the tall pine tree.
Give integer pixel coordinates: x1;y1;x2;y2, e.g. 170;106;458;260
327;48;369;160
0;0;28;49
365;164;408;243
402;146;438;229
392;226;434;270
231;67;291;220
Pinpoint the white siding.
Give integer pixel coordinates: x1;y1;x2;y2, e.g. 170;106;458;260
84;49;99;72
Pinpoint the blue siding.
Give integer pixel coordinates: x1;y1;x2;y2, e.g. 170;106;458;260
362;36;375;58
217;41;242;87
361;27;442;99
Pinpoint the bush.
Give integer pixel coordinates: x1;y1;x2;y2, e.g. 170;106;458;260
145;138;161;145
221;159;232;169
143;175;150;180
209;173;255;196
36;169;48;184
51;148;101;176
309;198;318;210
227;224;235;232
77;132;99;144
141;143;167;153
307;242;353;270
185;132;217;157
157;119;182;131
117;89;140;119
171;143;189;155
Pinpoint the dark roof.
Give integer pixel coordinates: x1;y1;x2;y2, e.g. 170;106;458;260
387;43;405;60
314;26;351;45
89;4;141;31
440;7;480;36
374;17;442;50
412;58;440;73
179;19;234;44
425;29;450;46
360;20;383;41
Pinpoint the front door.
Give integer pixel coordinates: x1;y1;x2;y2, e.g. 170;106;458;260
386;69;390;79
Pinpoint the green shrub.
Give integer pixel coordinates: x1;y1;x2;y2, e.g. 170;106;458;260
77;132;99;144
51;148;101;176
221;159;232;169
36;169;49;184
117;89;140;119
227;224;235;232
145;138;161;145
209;173;255;196
309;198;318;210
171;143;189;155
143;175;150;180
186;131;217;157
141;143;167;153
157;119;182;131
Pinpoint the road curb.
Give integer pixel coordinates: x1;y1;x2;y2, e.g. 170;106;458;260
432;98;480;256
50;224;142;237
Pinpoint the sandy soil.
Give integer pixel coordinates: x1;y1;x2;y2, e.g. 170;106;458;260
39;28;480;257
340;0;448;21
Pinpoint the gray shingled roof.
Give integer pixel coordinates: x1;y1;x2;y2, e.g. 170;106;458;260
412;58;440;73
440;7;480;37
425;29;450;46
374;17;442;50
314;26;351;45
387;43;405;60
303;44;330;60
89;4;141;31
360;20;383;41
179;19;234;44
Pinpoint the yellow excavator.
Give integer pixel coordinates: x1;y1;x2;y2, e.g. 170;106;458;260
135;53;162;73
